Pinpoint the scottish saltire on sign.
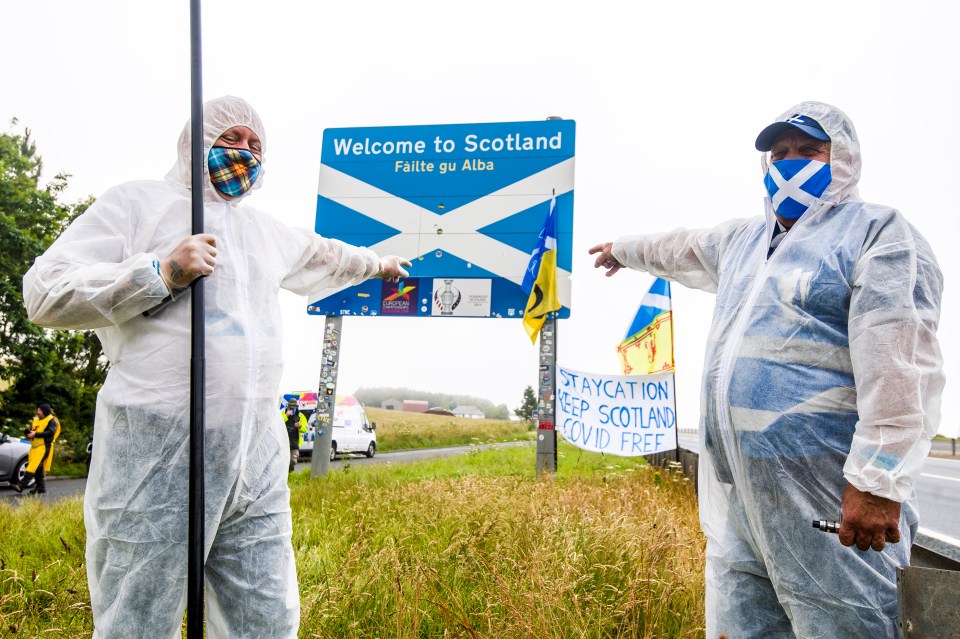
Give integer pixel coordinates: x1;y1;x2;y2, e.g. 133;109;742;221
307;120;576;318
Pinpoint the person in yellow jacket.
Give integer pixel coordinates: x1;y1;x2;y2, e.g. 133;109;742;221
281;399;308;473
13;403;60;495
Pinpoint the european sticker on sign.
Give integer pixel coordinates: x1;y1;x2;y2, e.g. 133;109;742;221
307;120;576;318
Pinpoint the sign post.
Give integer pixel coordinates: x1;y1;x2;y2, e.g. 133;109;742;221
310;316;342;477
536;317;558;475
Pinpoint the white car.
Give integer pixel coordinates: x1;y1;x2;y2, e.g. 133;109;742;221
300;395;376;460
0;433;35;488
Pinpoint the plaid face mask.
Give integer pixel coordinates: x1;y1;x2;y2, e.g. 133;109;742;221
208;146;261;198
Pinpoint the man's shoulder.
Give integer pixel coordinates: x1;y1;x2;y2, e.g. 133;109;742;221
834;200;928;239
99;179;186;203
835;199;902;222
712;216;765;244
833;200;939;261
234;200;288;230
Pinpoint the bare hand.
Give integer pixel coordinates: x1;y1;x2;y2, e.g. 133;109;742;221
26;431;35;440
376;255;412;283
839;483;901;552
160;234;218;290
588;242;623;277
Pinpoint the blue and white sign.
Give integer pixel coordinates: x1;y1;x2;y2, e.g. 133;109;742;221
307;120;575;318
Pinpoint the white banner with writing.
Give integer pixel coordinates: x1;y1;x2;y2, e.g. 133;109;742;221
556;366;677;456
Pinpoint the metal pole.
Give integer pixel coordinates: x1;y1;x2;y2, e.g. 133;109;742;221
187;0;205;635
667;282;680;464
536;317;557;475
532;155;560;477
311;316;342;477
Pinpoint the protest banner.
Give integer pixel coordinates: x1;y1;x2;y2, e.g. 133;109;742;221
556;366;676;456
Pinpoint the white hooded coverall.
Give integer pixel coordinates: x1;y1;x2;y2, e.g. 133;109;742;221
612;102;944;638
23;96;380;638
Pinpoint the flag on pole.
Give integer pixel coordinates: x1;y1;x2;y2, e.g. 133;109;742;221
521;194;561;343
616;278;674;374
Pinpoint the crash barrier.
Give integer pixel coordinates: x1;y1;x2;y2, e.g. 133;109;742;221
645;446;960;638
898;565;960;638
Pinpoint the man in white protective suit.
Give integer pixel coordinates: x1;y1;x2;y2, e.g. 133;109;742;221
589;101;944;638
23;96;411;638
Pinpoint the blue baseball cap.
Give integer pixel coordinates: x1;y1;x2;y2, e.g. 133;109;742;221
755;113;830;151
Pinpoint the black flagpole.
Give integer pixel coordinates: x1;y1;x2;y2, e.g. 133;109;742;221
187;0;206;635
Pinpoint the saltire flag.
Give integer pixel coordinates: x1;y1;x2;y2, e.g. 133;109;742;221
521;194;561;343
616;278;674;374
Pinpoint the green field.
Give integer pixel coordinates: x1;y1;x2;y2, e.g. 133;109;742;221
0;417;705;637
368;407;536;451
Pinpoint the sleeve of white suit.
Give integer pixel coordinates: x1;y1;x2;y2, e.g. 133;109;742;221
279;227;380;297
610;218;755;293
843;212;945;502
22;186;171;330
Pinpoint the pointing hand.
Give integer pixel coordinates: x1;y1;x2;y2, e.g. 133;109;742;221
588;242;623;277
376;256;412;283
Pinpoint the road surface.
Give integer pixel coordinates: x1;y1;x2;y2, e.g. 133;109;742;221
0;441;532;504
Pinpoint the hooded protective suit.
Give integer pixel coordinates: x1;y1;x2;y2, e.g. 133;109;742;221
23;96;380;639
611;102;943;638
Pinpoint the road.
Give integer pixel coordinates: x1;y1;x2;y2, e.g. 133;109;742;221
678;431;960;550
916;455;960;547
0;441;531;504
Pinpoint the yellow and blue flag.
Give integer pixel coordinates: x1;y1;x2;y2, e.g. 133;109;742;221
616;278;674;374
521;195;561;343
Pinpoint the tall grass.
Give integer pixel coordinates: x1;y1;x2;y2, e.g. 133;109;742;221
293;444;704;638
0;444;704;637
0;497;89;636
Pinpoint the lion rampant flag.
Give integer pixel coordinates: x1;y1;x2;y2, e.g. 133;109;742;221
521;194;561;343
616;278;674;374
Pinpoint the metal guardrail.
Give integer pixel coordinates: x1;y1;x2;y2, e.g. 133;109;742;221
898;565;960;638
646;445;960;638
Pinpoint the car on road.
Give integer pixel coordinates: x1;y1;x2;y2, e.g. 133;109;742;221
299;395;377;460
0;433;35;488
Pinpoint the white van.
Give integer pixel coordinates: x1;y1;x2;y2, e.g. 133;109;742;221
300;395;377;460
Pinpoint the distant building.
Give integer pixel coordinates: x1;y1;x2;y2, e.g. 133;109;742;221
452;405;485;419
381;398;401;411
424;406;455;416
403;399;429;413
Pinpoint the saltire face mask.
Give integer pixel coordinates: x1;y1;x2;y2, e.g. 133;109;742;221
208;146;261;198
763;158;831;220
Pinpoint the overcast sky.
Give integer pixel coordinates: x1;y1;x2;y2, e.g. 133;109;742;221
3;1;957;435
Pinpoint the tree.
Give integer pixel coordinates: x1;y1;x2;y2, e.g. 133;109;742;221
487;403;509;420
0;121;104;455
514;385;537;421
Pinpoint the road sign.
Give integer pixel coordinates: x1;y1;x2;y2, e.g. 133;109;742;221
308;120;576;318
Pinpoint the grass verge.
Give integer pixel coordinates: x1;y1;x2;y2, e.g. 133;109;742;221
0;443;705;637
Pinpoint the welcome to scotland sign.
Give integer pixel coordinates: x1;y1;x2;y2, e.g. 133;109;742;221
307;120;575;318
